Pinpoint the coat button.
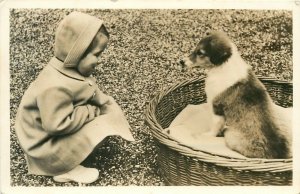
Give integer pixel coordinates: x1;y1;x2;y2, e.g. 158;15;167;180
92;92;96;98
88;81;93;86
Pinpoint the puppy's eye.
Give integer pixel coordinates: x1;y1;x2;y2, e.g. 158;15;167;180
196;49;205;56
197;51;203;55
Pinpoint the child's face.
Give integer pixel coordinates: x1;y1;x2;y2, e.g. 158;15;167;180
77;32;109;77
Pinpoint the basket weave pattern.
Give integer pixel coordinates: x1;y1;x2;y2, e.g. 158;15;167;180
146;77;293;185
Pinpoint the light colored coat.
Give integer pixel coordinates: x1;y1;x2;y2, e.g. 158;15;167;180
15;12;134;176
15;57;135;176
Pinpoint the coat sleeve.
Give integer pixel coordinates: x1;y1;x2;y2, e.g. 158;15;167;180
88;87;111;107
37;87;96;135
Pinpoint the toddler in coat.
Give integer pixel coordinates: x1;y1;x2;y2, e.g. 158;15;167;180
15;11;135;184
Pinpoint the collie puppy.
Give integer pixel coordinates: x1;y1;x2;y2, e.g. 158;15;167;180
180;31;291;159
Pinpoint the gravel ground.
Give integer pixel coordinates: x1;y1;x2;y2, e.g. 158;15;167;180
9;9;292;186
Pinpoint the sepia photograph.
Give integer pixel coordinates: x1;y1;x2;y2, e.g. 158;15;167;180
1;0;300;194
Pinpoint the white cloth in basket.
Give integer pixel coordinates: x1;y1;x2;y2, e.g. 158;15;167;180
166;103;247;159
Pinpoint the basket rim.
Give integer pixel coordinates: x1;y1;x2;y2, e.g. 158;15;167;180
145;76;293;172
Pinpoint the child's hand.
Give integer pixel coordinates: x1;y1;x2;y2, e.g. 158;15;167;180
92;105;101;117
99;96;115;115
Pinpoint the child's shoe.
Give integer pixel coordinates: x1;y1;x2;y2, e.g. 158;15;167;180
53;165;99;183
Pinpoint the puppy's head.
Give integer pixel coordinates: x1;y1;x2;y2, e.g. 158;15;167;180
180;31;233;69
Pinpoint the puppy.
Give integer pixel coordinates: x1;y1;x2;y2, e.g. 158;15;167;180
180;31;291;159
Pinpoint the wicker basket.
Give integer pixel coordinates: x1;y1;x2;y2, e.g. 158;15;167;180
145;77;293;186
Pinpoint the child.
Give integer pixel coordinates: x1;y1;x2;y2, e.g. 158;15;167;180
15;11;135;184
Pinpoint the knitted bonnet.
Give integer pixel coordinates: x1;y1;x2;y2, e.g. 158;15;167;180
54;11;103;67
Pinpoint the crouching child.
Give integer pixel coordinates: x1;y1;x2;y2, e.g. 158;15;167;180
15;11;135;184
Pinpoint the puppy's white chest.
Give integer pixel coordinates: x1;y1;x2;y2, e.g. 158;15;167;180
205;72;234;103
205;57;249;103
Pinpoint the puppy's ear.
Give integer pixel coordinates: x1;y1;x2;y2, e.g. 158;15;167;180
208;33;232;65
